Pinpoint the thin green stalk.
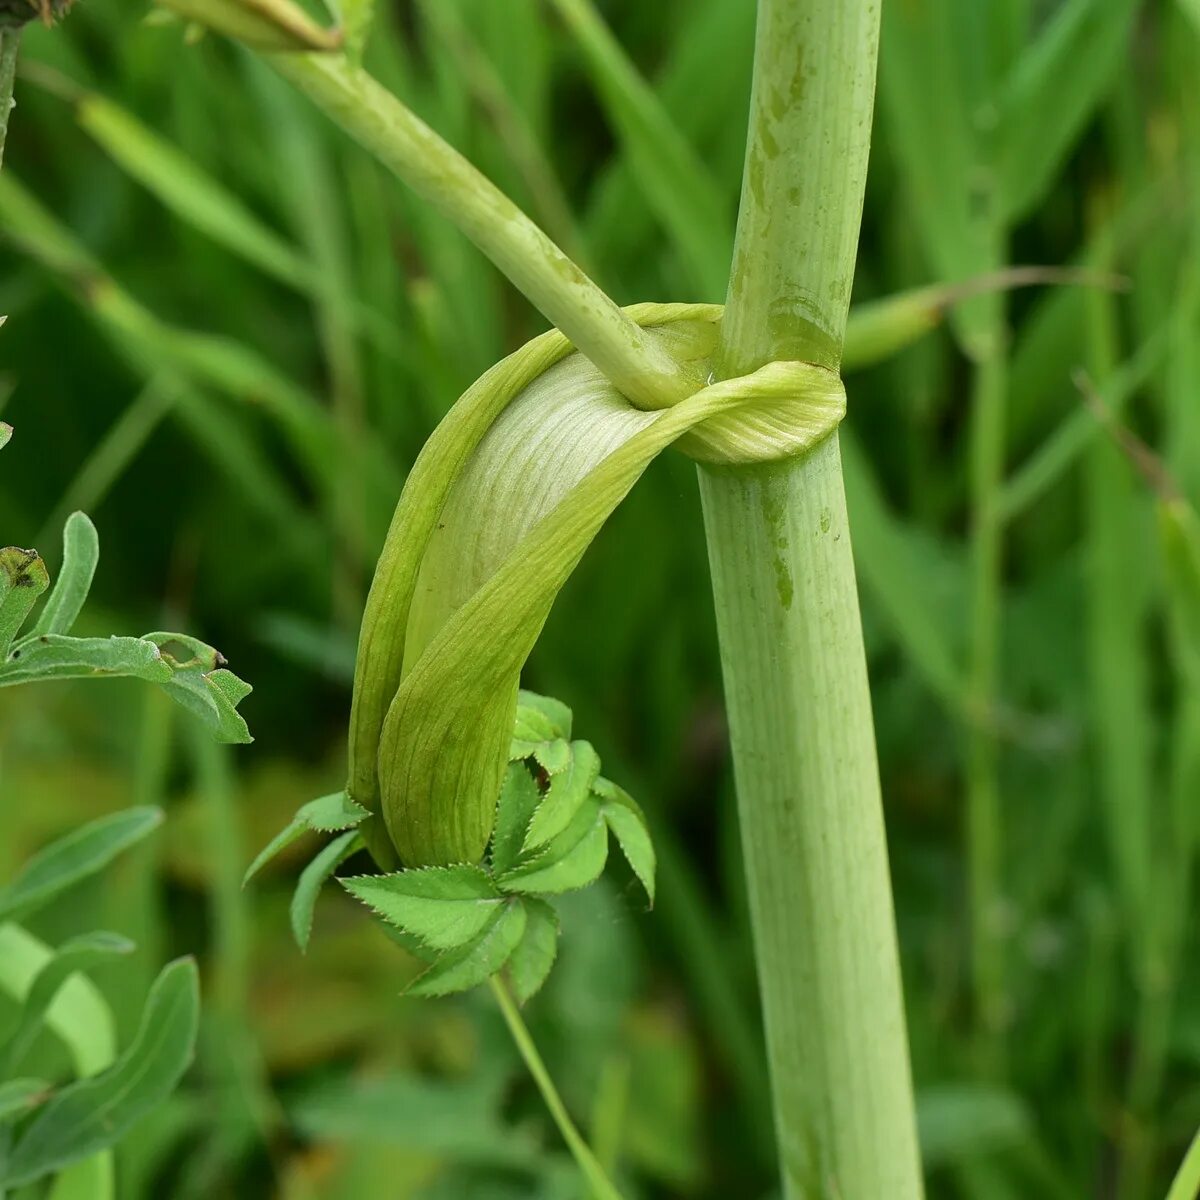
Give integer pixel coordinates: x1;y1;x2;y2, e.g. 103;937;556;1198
966;326;1009;1060
699;2;923;1197
266;52;700;412
0;29;19;170
488;976;625;1200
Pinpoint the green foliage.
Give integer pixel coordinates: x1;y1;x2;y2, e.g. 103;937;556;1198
251;693;654;1003
242;790;369;884
0;816;201;1196
0;445;251;740
0;0;1198;1196
0;807;162;922
0;958;200;1189
0;931;134;1074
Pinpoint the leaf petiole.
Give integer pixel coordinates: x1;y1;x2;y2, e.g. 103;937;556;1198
488;974;625;1200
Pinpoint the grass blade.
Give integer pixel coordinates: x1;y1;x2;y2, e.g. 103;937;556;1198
29;511;99;638
3;958;200;1189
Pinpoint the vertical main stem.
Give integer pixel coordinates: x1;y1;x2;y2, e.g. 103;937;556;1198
699;1;922;1198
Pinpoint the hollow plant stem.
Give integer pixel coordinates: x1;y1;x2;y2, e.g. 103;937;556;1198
698;1;923;1196
0;29;20;171
488;976;625;1200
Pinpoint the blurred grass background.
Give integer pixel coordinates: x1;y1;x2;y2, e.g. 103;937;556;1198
0;0;1197;1196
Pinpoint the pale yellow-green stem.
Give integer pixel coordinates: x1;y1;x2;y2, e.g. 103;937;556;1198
699;1;924;1196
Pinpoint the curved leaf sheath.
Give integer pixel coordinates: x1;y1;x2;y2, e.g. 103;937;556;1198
357;305;843;866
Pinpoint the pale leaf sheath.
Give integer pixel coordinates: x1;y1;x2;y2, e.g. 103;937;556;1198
357;302;845;866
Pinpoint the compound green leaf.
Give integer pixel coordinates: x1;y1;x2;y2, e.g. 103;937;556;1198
505;897;558;1004
291;831;363;953
406;900;527;997
510;691;574;770
0;808;163;923
243;791;369;885
500;796;608;896
515;691;572;739
522;740;600;853
342;865;505;951
595;777;655;906
508;696;573;768
490;762;543;877
2;958;200;1189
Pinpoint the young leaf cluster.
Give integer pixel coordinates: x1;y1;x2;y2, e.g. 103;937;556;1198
0;433;251;741
0;808;200;1189
249;692;655;1002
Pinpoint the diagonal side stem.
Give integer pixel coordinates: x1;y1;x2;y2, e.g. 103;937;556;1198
489;976;625;1200
268;52;700;412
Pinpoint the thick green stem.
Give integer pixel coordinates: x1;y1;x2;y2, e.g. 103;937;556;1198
489;976;625;1200
0;29;20;171
267;52;699;412
699;2;922;1197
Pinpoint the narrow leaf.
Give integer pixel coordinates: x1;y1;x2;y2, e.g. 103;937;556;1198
291;831;362;953
490;762;543;877
994;0;1140;222
0;808;163;923
0;547;49;656
522;740;600;853
916;1084;1033;1166
406;901;527;997
0;932;135;1074
76;92;316;294
243;791;369;885
0;634;171;688
500;797;608;895
0;1079;51;1126
342;865;504;951
505;897;558;1004
30;512;99;638
596;778;656;906
2;958;200;1188
547;0;730;299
